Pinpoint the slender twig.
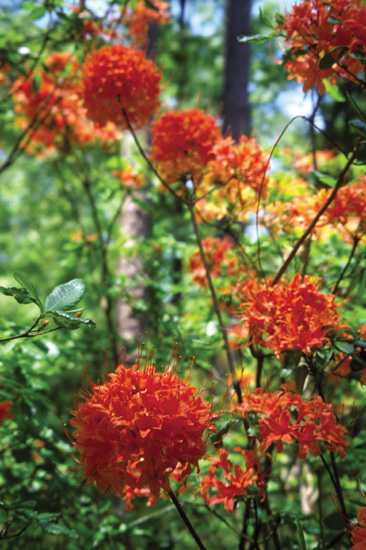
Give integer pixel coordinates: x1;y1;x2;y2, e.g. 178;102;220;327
320;454;347;518
188;200;242;402
168;492;207;550
81;176;119;365
0;326;61;343
122;109;187;204
271;139;361;287
332;232;361;294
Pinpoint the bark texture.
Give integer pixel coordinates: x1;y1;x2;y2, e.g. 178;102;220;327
222;0;251;141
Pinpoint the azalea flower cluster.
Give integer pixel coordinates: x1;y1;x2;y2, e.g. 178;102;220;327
69;351;215;509
81;44;161;129
124;0;170;48
13;52;121;155
234;274;344;358
149;109;221;188
276;0;366;93
350;506;366;550
188;237;237;288
237;385;348;459
113;167;145;189
198;448;267;514
150;108;268;217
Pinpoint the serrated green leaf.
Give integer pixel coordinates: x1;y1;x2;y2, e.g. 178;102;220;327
13;272;44;313
49;310;96;330
45;279;85;312
334;341;355;355
349;120;366;138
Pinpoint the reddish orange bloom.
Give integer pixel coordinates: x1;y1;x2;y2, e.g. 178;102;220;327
188;237;236;288
149;109;221;188
125;0;170;48
350;507;366;549
237;385;348;459
69;349;215;508
0;400;13;425
276;0;366;93
113;167;145;189
234;274;344;358
13;52;121;155
81;44;161;128
326;177;366;227
198;448;267;513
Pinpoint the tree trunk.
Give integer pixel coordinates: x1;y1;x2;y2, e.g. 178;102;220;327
222;0;251;142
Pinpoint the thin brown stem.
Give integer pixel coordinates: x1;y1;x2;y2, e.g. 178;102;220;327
332;233;361;294
188;201;242;403
272;140;361;286
168;491;207;550
122;109;187;204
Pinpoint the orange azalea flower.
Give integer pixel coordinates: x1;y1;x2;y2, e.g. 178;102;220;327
0;400;13;425
237;385;348;459
149;109;221;189
125;0;170;48
198;447;267;513
234;273;344;358
188;236;236;288
194;135;268;221
13;52;121;155
69;349;215;507
349;507;366;549
326;177;366;227
81;44;161;128
113;167;145;189
276;0;366;93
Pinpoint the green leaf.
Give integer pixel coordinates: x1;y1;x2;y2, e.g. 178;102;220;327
334;341;355;355
319;51;336;70
13;272;44;314
349;120;366;138
45;279;85;312
324;510;344;531
28;6;47;19
49;310;96;330
142;0;158;10
31;73;42;94
311;170;337;187
0;286;33;304
133;197;151;213
295;516;307;550
324;79;345;102
275;13;285;26
40;522;78;538
346;92;366;122
237;32;276;45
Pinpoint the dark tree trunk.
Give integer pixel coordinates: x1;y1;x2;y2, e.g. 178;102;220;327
222;0;251;142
